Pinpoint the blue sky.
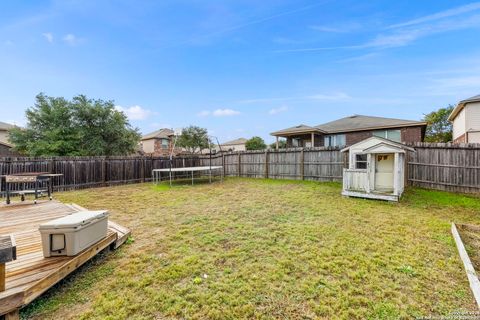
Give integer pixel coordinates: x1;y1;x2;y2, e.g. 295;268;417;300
1;0;480;143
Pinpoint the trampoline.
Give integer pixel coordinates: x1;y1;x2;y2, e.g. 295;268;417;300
152;130;224;186
152;166;223;186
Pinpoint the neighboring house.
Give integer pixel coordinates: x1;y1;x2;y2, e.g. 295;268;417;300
0;121;14;145
218;138;248;152
449;94;480;143
271;115;426;149
0;121;18;156
140;128;180;156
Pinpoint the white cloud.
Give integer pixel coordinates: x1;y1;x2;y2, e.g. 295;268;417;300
115;105;153;120
310;22;360;33
197;109;241;117
269;105;288;115
63;33;81;46
388;2;480;29
197;110;211;117
212;109;240;117
278;4;480;53
42;32;53;43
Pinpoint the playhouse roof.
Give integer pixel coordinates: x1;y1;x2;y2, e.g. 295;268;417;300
340;136;415;153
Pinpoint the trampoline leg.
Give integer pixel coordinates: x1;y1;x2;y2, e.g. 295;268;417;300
191;170;194;185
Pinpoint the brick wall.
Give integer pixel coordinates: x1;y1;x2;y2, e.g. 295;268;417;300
401;126;424;143
345;131;373;145
454;133;466;143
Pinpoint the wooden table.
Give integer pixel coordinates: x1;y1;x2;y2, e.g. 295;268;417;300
1;173;63;205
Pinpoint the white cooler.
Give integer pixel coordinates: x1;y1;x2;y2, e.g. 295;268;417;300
39;210;109;257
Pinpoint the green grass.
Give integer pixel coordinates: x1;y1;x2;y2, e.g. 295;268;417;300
21;178;480;319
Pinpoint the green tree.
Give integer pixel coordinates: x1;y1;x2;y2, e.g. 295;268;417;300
269;139;286;149
422;105;454;142
176;125;210;154
9;93;141;156
245;136;267;150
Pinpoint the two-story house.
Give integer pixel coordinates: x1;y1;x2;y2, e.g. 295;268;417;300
449;94;480;143
140;128;181;156
0;121;18;156
271;115;427;149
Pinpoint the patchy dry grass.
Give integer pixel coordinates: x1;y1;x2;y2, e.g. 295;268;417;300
21;178;480;319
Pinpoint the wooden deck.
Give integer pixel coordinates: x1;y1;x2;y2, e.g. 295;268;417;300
0;201;130;318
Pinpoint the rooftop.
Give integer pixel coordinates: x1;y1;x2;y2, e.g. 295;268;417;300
449;94;480;121
0;121;15;131
221;138;248;145
271;115;426;136
142;128;174;140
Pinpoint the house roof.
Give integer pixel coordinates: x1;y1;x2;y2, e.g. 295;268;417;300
448;94;480;121
141;128;174;140
270;124;325;136
0;140;12;148
221;138;247;146
271;115;426;137
341;136;415;153
0;121;15;131
315;115;426;133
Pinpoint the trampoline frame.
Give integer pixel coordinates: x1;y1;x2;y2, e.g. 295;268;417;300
152;131;224;187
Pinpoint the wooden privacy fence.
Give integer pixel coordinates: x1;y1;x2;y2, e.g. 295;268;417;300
0;156;201;192
406;142;480;194
199;147;344;181
0;143;479;194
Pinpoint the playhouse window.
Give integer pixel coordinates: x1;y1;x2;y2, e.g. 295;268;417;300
355;154;368;169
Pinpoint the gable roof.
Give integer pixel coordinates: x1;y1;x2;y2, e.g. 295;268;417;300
448;94;480;121
341;136;415;153
0;140;12;148
271;115;426;137
271;124;325;136
221;138;247;146
142;128;174;140
0;121;15;131
315;115;426;133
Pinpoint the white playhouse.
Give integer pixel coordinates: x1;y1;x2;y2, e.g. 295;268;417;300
341;137;415;201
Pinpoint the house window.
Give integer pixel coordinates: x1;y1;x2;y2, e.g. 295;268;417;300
161;138;169;149
373;129;401;142
355;154;368;169
324;134;346;147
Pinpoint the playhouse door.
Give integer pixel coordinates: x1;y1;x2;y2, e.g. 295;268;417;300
375;154;394;192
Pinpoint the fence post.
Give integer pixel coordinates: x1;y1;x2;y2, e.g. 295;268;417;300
300;149;305;180
238;152;241;177
222;153;226;177
102;158;107;186
140;157;145;183
265;150;269;179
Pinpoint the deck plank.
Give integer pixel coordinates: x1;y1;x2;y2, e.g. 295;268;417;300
0;201;131;316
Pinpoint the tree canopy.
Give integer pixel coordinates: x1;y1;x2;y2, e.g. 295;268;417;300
245;136;267;150
176;126;211;154
422;105;454;142
9;93;141;156
269;139;287;149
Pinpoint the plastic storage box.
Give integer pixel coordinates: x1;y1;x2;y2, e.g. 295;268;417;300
39;210;109;257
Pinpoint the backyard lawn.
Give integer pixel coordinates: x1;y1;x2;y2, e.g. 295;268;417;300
22;178;480;319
